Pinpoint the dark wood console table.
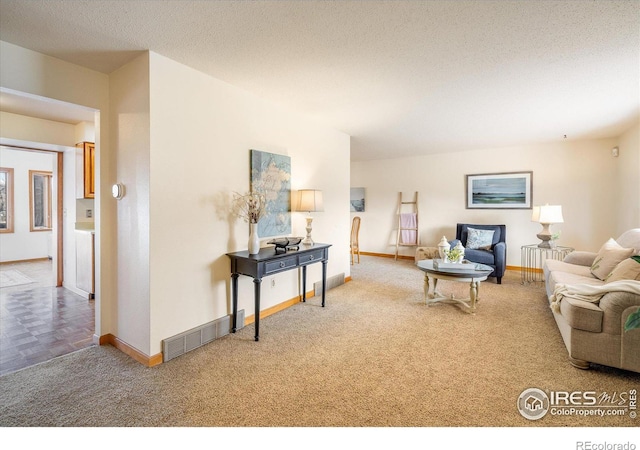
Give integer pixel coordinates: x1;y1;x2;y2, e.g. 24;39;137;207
226;243;331;341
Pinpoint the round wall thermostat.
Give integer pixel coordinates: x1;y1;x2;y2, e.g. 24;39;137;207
112;183;125;199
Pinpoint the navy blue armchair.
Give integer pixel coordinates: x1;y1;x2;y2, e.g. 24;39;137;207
450;223;506;284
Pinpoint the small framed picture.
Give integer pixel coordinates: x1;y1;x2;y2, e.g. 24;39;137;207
350;187;365;212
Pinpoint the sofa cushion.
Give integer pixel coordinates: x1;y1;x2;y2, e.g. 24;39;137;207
545;259;595;286
555;272;604;286
590;238;634;280
563;251;597;267
459;224;502;246
616;228;640;255
546;259;594;277
466;227;494;250
548;270;604;290
605;256;640;283
463;248;495;266
558;297;603;333
544;260;603;297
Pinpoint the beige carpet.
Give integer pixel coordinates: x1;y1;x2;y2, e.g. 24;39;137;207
0;256;638;428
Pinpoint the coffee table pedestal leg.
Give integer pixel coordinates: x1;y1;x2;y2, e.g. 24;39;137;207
468;280;478;312
423;274;481;314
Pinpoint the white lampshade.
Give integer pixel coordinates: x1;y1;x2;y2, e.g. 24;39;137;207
532;204;564;248
532;204;563;224
296;189;324;213
297;189;323;246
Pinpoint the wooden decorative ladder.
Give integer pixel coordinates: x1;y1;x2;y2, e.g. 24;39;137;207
395;191;419;260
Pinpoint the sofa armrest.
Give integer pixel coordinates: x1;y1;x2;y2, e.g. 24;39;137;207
493;241;506;276
557;297;604;333
563;251;597;267
599;292;640;334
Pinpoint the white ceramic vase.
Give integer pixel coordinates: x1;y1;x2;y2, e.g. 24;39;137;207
248;222;260;255
437;236;450;259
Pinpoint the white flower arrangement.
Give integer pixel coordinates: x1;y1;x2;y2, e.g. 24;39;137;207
444;247;464;263
232;191;266;224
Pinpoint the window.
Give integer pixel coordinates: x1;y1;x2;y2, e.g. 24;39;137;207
30;170;52;231
0;167;14;233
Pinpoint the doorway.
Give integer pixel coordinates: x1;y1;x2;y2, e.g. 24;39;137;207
0;146;63;283
0;90;100;375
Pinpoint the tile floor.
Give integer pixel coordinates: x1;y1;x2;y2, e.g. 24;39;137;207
0;259;95;376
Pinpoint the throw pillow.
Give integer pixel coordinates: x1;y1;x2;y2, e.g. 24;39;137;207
605;256;640;283
590;238;635;280
466;227;495;250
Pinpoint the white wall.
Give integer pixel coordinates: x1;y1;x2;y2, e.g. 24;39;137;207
614;121;640;234
74;121;95;146
351;131;639;265
0;111;76;145
0;147;54;261
147;52;350;355
107;52;351;356
109;52;151;355
2;41;350;359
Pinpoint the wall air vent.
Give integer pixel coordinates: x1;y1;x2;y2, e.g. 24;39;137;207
162;312;240;362
313;273;345;297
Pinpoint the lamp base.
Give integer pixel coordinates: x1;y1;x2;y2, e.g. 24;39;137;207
537;239;556;249
302;216;314;246
536;223;555;248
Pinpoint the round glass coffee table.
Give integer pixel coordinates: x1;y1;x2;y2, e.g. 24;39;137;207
416;259;494;313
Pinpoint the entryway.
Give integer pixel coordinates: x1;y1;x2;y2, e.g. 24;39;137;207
0;89;100;377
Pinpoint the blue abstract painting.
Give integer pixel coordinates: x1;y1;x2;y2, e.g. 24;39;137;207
250;149;292;237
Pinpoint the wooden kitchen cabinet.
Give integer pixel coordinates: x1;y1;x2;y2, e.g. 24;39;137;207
76;142;95;199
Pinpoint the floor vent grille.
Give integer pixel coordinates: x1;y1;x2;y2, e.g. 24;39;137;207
163;314;235;362
313;273;345;297
236;309;245;330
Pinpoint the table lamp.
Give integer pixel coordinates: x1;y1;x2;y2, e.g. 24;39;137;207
532;204;563;248
297;189;323;246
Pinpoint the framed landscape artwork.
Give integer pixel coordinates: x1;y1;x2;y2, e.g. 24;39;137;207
250;149;292;237
465;171;532;209
350;187;365;212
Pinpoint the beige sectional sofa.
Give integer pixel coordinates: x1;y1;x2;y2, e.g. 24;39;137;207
543;229;640;373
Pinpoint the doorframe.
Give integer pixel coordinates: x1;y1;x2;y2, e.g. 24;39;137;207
0;143;65;286
56;151;63;286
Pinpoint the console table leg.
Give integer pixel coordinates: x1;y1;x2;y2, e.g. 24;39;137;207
227;244;330;342
254;278;261;341
231;273;239;332
302;265;307;302
321;260;327;307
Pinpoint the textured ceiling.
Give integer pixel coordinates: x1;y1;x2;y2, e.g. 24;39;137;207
0;0;638;160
